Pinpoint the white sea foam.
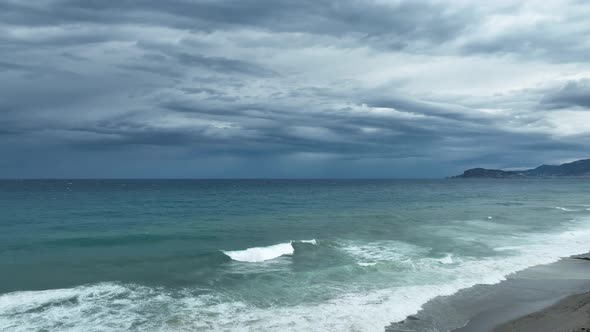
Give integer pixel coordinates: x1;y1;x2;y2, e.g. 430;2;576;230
0;283;145;332
357;262;377;267
554;206;578;211
0;281;454;332
436;253;454;264
225;218;590;330
222;239;316;262
342;240;429;265
299;239;317;245
4;220;590;331
344;240;458;267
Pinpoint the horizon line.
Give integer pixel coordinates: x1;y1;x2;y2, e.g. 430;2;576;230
0;177;445;180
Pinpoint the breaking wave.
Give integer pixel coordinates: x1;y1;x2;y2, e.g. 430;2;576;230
222;239;317;262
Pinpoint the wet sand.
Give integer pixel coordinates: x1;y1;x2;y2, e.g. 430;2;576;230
387;255;590;332
492;290;590;332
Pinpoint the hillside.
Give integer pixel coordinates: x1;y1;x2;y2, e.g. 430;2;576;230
452;158;590;178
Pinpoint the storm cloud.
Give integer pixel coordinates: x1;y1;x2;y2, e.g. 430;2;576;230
1;0;590;178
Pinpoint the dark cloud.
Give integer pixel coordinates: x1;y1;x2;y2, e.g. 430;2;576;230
175;53;277;77
0;1;471;44
1;0;589;178
518;140;587;151
364;96;488;122
541;79;590;109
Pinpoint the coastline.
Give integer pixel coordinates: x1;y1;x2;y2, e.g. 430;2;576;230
387;254;590;332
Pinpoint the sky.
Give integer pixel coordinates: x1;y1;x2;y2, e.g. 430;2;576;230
1;0;590;178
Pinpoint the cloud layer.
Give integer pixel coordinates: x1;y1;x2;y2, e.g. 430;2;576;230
2;0;590;178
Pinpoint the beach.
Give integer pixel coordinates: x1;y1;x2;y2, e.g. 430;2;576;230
493;290;590;332
388;254;590;332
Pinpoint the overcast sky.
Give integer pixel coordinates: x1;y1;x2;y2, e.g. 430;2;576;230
1;0;590;178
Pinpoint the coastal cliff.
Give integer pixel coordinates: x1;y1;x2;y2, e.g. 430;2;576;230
452;158;590;178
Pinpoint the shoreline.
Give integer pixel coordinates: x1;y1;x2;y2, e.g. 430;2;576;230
387;254;590;332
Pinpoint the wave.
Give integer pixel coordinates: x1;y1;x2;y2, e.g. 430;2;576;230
357;262;377;267
554;206;585;212
222;239;317;262
436;253;454;264
0;283;224;332
348;242;454;267
555;206;573;211
4;217;590;332
4;221;590;331
342;240;429;267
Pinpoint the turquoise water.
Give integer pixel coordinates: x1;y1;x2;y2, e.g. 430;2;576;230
2;179;590;331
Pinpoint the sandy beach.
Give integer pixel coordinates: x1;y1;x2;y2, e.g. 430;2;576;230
388;255;590;332
493;290;590;332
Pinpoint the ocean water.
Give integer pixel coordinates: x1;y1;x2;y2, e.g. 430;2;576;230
1;179;590;331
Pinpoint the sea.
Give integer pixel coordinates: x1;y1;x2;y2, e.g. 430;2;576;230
1;179;590;331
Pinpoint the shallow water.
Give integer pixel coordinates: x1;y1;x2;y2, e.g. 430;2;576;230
1;179;590;331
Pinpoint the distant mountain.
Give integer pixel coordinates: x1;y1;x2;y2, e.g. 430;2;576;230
452;158;590;178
